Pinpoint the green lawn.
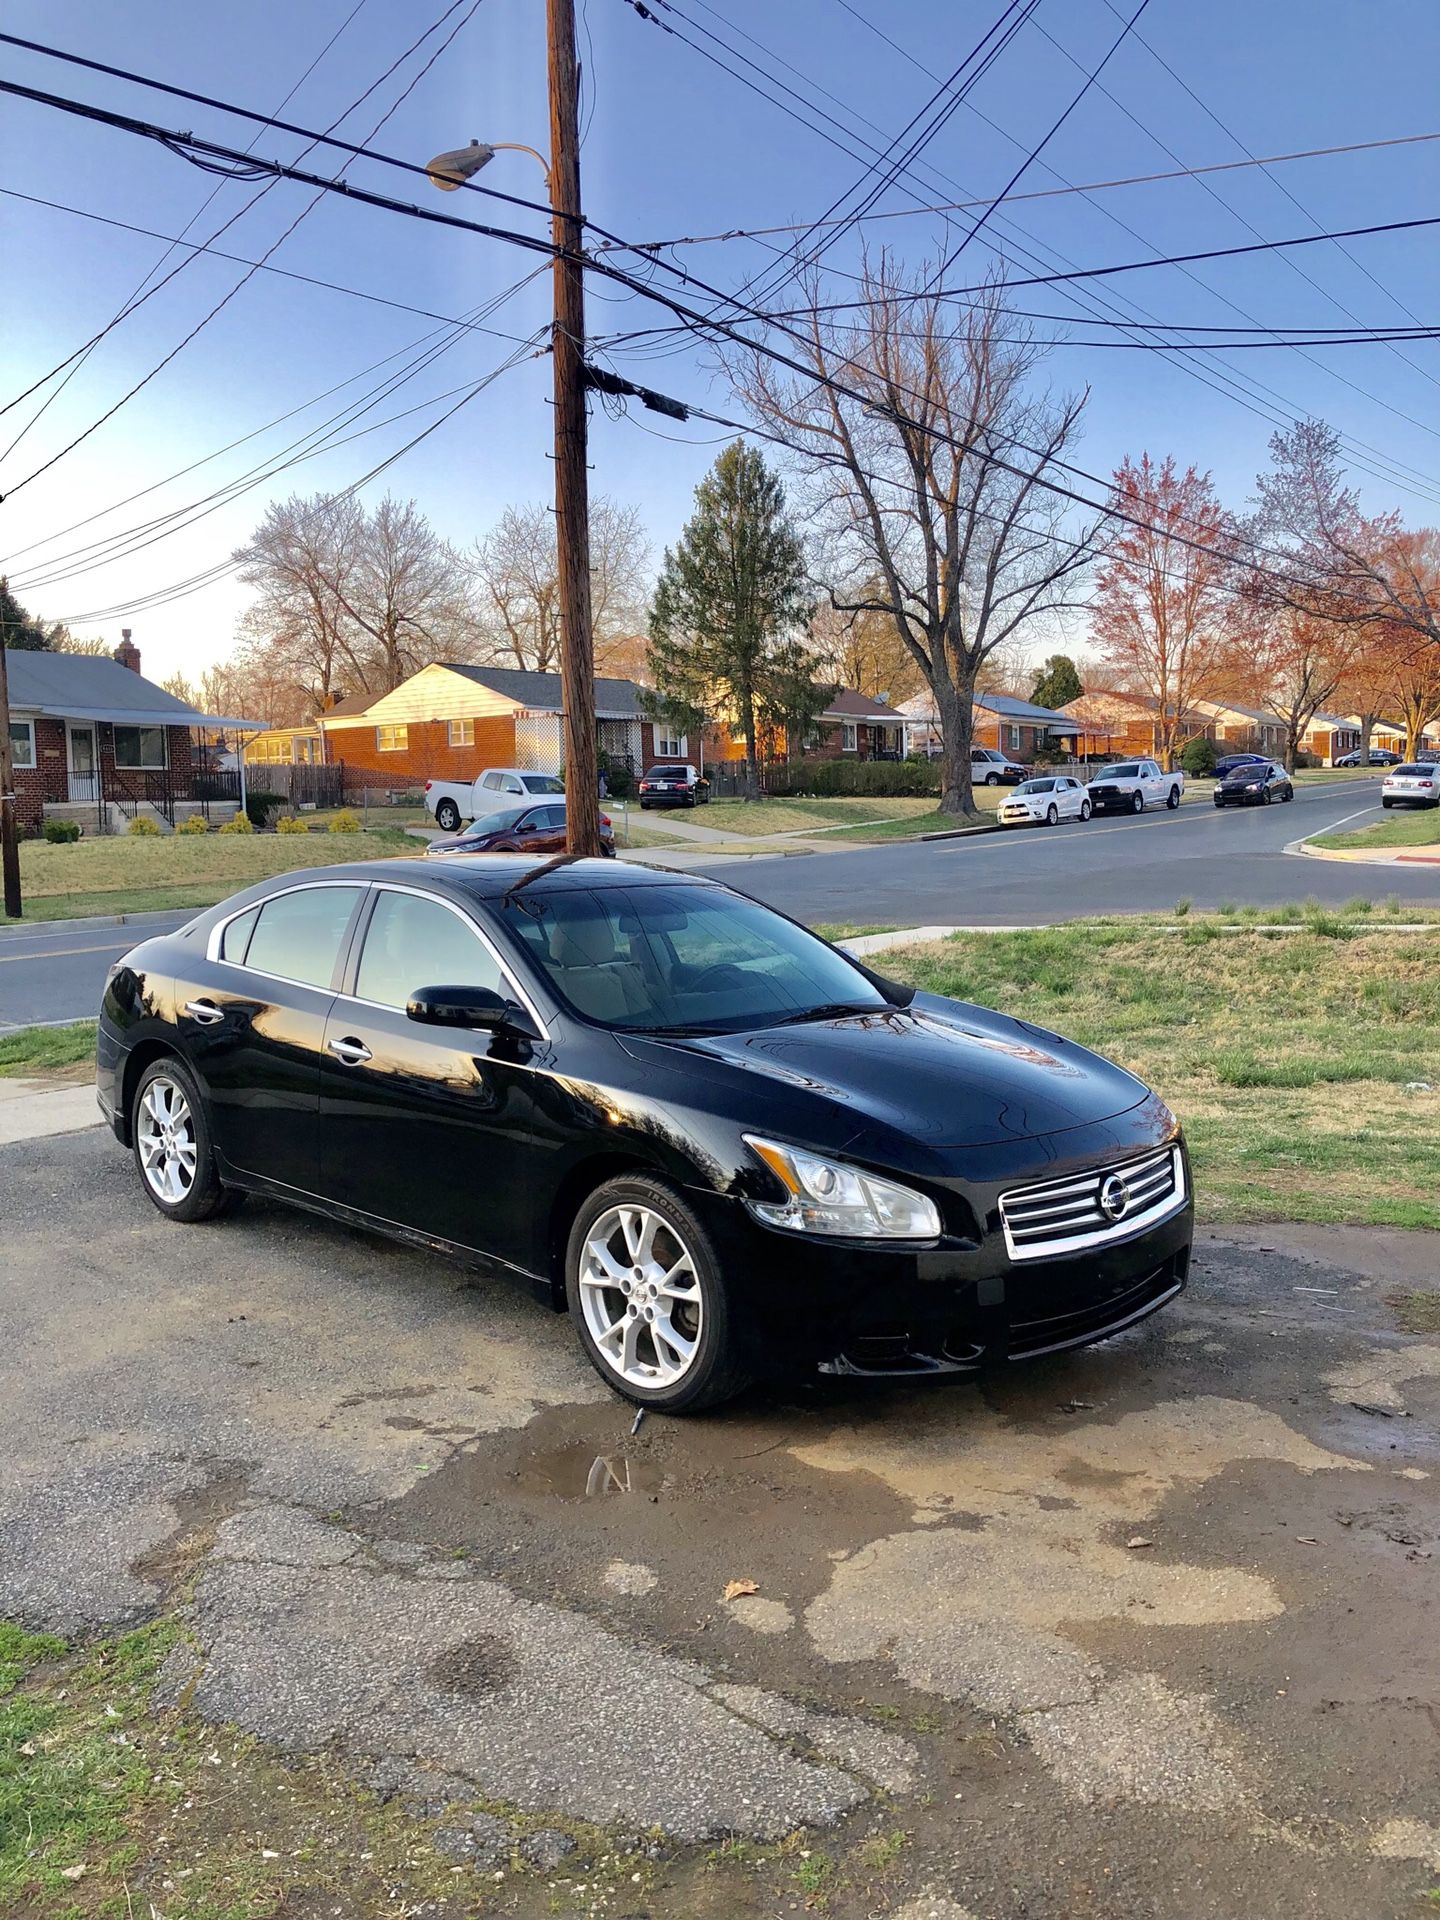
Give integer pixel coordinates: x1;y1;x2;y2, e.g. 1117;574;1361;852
873;911;1440;1229
1310;807;1440;851
1;828;417;923
826;806;999;843
693;796;951;837
0;1021;97;1078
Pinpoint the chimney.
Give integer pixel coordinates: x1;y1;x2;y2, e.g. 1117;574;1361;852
114;629;141;675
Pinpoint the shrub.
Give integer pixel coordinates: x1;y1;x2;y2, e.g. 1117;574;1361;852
42;819;81;844
220;811;254;834
765;756;940;798
175;814;209;835
327;809;361;833
244;789;283;829
127;815;161;836
275;814;310;835
1179;735;1218;777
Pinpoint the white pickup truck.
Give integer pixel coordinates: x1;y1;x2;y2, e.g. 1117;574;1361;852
1085;759;1184;815
423;766;564;832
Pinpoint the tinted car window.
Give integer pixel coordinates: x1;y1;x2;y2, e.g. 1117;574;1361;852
532;805;569;830
245;885;362;990
356;890;504;1010
521;774;565;793
465;805;530;837
1017;779;1055;793
503;884;886;1033
644;766;689;780
219;904;260;963
1394;764;1432;777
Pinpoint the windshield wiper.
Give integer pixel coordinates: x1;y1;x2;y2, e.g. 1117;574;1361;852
767;1000;888;1028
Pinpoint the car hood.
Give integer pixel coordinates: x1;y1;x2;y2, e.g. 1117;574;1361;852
627;995;1149;1149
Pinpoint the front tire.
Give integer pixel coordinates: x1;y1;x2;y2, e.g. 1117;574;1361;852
435;799;461;833
1131;790;1144;814
131;1057;236;1223
566;1175;751;1412
1046;803;1059;826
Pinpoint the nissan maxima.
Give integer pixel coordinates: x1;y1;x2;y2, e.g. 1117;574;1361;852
96;859;1192;1412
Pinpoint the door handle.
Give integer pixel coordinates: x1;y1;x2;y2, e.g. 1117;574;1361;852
327;1036;372;1066
184;999;225;1025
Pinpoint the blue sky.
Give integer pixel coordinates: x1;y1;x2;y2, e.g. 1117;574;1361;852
3;0;1440;685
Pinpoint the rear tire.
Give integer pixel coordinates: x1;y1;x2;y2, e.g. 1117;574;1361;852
1166;786;1181;810
566;1175;751;1412
985;772;1000;786
131;1057;239;1223
1382;798;1393;809
435;799;461;833
1079;799;1091;822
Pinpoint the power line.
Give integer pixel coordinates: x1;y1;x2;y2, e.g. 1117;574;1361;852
0;1;493;502
0;24;554;223
0;0;373;465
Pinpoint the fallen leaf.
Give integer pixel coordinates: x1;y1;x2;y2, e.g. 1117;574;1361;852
17;1741;35;1757
1126;1536;1153;1550
59;1866;87;1882
723;1579;760;1602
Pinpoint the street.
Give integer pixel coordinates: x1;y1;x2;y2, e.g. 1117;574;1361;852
4;779;1436;1030
2;1124;1436;1917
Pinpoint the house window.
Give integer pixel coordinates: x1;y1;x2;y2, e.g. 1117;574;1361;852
375;725;409;753
1006;724;1023;753
448;718;475;748
842;722;858;752
657;730;687;758
9;720;35;769
113;725;167;769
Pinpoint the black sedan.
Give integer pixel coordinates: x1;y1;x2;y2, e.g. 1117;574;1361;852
426;799;615;857
1212;761;1294;807
95;859;1192;1412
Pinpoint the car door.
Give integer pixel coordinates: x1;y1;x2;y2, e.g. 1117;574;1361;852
317;883;554;1265
175;881;366;1194
1057;777;1081;820
513;804;567;853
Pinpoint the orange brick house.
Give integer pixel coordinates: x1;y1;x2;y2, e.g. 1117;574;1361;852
313;662;664;786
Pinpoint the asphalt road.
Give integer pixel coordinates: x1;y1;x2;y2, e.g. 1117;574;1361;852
2;779;1435;1029
713;776;1440;926
3;1123;1437;1917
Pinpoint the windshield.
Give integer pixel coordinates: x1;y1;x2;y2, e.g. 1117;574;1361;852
1095;763;1139;780
521;774;564;793
1016;779;1055;794
462;805;532;837
498;883;888;1033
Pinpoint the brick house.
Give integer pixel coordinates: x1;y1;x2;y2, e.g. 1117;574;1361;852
1192;699;1289;758
698;689;906;766
898;691;1080;762
6;639;259;834
1299;711;1361;764
314;662;667;787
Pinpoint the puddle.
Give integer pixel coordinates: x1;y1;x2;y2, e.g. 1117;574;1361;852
515;1444;667;1501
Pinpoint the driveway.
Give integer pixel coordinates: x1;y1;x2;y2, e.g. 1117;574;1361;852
3;1121;1437;1916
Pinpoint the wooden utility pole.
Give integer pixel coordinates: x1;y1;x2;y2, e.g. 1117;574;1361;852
547;0;601;857
0;581;22;920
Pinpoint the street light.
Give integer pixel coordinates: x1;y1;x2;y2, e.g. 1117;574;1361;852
425;1;602;862
425;138;551;191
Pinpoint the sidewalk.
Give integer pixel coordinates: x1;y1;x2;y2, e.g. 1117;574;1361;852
0;1078;104;1147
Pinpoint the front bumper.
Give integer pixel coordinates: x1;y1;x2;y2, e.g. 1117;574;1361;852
691;1130;1194;1380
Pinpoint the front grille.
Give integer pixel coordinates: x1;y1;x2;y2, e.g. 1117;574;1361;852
998;1145;1184;1261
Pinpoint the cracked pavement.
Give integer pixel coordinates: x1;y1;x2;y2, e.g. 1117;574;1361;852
2;1127;1438;1916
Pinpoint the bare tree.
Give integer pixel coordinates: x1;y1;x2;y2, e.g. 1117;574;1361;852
736;260;1097;816
809;589;926;705
469;497;650;680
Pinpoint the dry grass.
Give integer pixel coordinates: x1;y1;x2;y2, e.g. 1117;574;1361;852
694;796;955;837
3;829;415;922
875;911;1440;1229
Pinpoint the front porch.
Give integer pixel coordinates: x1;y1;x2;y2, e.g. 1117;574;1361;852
15;715;241;835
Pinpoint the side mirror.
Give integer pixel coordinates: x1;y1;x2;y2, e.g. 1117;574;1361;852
406;984;539;1038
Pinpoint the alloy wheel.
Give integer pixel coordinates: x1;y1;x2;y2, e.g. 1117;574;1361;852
578;1203;703;1390
136;1075;198;1205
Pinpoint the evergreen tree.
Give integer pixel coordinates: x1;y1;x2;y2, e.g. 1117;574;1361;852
0;579;55;651
646;444;823;798
1030;652;1083;710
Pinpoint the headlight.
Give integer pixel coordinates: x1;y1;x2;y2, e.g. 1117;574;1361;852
743;1135;942;1239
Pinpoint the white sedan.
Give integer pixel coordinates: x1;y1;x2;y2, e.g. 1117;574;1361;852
997;774;1092;827
1382;763;1440;808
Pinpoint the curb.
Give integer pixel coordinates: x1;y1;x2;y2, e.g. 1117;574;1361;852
1288;838;1440;867
0;905;195;938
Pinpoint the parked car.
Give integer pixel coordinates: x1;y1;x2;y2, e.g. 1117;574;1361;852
95;859;1192;1412
1382;763;1440;809
997;775;1092;828
970;747;1026;786
637;764;710;809
1334;747;1402;767
426;798;615;856
1086;760;1184;815
1213;761;1294;808
424;768;565;833
1212;753;1271;779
